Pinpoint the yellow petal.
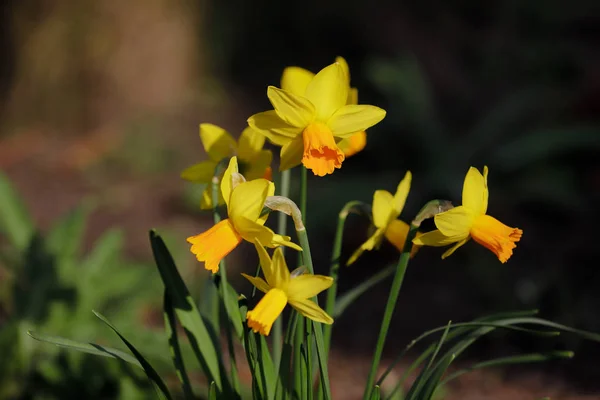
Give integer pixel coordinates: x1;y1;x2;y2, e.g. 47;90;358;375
392;171;412;218
241;273;270;294
286;275;333;301
304;63;348;121
462;166;488;215
347;87;358;105
229;179;273;224
280;136;304;171
346;228;385;266
187;219;242;273
180;161;217;183
270;247;292;289
383;219;410;252
470;214;522;263
441;237;471;259
327;105;386;137
289;298;333;325
220;157;239;208
372;190;394;228
243;150;273;182
247;288;288;336
434;206;476;237
412;229;468;247
235;217;302;251
337;131;366;157
248;111;301;146
199;123;236;162
237;127;265;161
200;184;225;210
334;56;351;83
281;66;315;96
267;86;315;128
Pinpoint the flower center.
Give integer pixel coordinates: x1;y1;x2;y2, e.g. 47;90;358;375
246;288;288;336
301;122;345;177
470;215;523;263
187;219;242;273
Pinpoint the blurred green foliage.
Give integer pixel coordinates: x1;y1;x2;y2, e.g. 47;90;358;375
0;171;169;399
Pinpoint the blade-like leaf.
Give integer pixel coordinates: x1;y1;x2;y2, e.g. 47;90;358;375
27;330;142;368
46;204;90;277
441;351;574;385
0;171;33;251
334;264;394;317
149;230;226;393
93;310;172;400
163;290;194;399
208;382;217;400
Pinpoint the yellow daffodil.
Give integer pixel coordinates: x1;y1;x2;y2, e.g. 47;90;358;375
248;61;386;177
280;56;367;158
413;166;523;263
187;157;300;273
181;124;272;209
347;172;417;265
243;240;333;336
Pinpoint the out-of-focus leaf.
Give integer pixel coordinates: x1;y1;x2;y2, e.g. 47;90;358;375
0;171;34;251
334;264;394;317
492;127;600;172
27;330;142;368
93;310;172;400
46;204;91;278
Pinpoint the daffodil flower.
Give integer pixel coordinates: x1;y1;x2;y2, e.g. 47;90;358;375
280;56;368;158
248;62;386;177
413;166;523;263
181;124;272;209
187;157;300;273
347;172;416;265
242;240;333;336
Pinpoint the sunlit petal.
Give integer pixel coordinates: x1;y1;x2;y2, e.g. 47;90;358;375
327;105;386;137
241;273;270;294
248;110;302;145
180;161;217;183
304;63;348;121
237;127;265;161
267;86;315;127
199;123;236;161
286;274;333;301
229;179;272;223
434;206;476;237
288;298;333;325
462;166;488;215
281;66;315;96
372;190;393;228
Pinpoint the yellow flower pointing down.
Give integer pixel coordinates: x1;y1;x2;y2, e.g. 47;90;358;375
186;157;300;273
280;57;368;158
413;166;523;263
243;240;333;336
248;61;386;177
181;124;272;209
347;171;418;265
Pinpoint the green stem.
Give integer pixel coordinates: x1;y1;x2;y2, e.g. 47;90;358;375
324;201;367;355
211;174;240;394
362;224;419;400
273;168;291;369
297;227;332;400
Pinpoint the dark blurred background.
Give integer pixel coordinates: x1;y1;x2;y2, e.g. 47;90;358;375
1;0;600;398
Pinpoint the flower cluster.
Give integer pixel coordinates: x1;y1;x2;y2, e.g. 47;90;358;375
184;58;523;336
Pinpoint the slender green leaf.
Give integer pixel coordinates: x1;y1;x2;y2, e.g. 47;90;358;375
93;310;172;400
441;351;574;385
163;290;194;399
27;330;142;368
370;386;381;400
149;230;226;393
418;354;456;400
208;382;217;400
404;322;452;400
334;265;394;317
0;171;33;251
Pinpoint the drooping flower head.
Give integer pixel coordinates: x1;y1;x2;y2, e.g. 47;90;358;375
187;157;300;273
248;61;386;177
413;166;523;263
243;240;333;336
181;124;272;209
280;56;368;159
347;171;418;265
